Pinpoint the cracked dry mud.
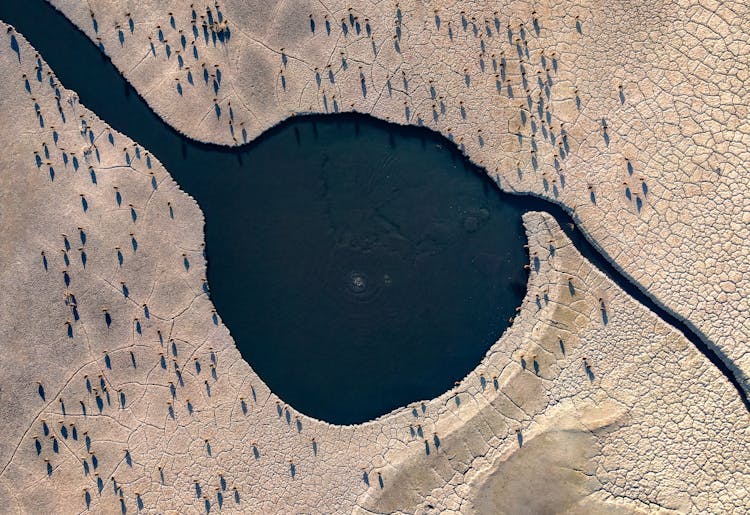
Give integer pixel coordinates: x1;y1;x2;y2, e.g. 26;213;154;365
49;0;750;394
0;1;749;514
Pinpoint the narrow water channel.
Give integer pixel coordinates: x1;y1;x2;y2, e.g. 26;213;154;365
2;0;747;421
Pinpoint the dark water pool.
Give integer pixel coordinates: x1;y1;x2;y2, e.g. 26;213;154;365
206;118;529;422
2;0;747;419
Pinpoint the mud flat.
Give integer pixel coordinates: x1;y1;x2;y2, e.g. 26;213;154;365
38;0;750;396
0;3;749;514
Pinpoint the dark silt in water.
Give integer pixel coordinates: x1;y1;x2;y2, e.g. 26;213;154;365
2;1;748;421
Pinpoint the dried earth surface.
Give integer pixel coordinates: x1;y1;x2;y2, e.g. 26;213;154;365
49;0;750;394
1;0;749;513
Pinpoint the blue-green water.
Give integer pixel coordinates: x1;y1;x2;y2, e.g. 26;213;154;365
1;1;746;421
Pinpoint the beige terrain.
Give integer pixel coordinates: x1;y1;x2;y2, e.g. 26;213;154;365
0;0;749;513
49;0;750;395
